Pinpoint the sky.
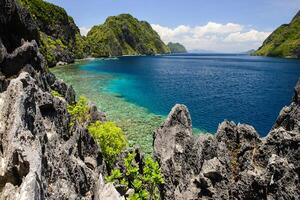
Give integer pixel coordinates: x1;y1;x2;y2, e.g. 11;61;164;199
47;0;300;53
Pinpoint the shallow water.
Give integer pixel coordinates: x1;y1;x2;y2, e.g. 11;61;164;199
51;54;300;152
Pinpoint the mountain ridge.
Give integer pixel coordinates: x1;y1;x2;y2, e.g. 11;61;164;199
86;13;170;57
254;10;300;58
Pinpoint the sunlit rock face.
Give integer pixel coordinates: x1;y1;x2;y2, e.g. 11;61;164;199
154;83;300;199
0;0;123;199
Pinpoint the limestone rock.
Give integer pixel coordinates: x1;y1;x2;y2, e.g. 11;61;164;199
154;82;300;199
51;79;76;104
0;0;39;52
95;174;125;200
0;72;108;199
1;40;39;76
0;0;121;198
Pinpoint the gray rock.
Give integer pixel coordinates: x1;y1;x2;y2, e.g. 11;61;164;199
1;40;39;76
51;79;76;104
94;174;125;200
89;103;106;123
0;38;7;64
56;61;68;66
0;0;121;199
154;83;300;199
0;0;39;52
0;72;110;199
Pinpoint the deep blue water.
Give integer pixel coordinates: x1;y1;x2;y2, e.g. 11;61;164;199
81;54;300;136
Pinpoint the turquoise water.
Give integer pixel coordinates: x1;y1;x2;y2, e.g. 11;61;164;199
51;54;300;151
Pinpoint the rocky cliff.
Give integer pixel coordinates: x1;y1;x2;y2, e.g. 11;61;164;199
0;0;123;199
154;85;300;199
87;14;170;57
1;0;300;199
254;10;300;58
18;0;84;67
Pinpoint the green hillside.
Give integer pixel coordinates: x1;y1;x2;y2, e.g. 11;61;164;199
255;11;300;58
167;42;187;53
87;14;170;57
18;0;87;66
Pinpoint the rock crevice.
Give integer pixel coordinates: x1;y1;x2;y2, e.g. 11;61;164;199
154;82;300;199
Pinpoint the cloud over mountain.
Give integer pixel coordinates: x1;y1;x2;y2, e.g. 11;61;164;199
151;22;271;53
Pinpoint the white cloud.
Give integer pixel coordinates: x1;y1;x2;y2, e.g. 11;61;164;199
79;27;91;36
224;30;271;42
151;22;271;53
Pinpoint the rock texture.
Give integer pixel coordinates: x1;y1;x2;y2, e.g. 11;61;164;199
1;0;300;199
0;0;39;53
0;0;123;199
154;84;300;199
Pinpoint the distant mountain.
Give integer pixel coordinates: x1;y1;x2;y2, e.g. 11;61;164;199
167;42;187;53
254;10;300;58
87;14;170;57
243;49;256;55
189;49;216;54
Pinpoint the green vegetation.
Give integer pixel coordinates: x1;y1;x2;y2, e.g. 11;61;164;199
254;11;300;58
52;73;165;199
18;0;71;28
74;34;90;59
88;121;128;167
18;0;83;66
39;32;68;66
106;152;164;200
167;42;187;53
67;96;90;127
51;90;63;98
18;1;173;62
87;14;170;57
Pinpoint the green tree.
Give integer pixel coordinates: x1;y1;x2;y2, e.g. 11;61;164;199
88;121;128;167
67;96;90;127
106;152;164;200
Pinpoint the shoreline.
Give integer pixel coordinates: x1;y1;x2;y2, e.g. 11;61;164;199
51;63;166;153
51;61;207;153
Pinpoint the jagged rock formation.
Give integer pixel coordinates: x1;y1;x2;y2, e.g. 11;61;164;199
0;0;39;53
0;0;123;199
154;82;300;199
1;0;300;199
254;10;300;58
87;14;170;57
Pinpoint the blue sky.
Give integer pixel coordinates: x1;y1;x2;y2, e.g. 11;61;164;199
47;0;300;52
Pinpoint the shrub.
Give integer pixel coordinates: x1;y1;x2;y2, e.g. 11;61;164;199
106;152;164;200
51;90;63;98
88;121;128;167
67;96;90;127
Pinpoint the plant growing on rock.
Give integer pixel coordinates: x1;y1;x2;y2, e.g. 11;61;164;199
67;96;90;126
88;121;128;167
51;89;63;98
106;152;164;200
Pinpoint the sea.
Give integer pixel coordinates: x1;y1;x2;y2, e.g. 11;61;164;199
51;54;300;153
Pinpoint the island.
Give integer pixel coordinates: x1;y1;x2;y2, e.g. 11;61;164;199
254;10;300;58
